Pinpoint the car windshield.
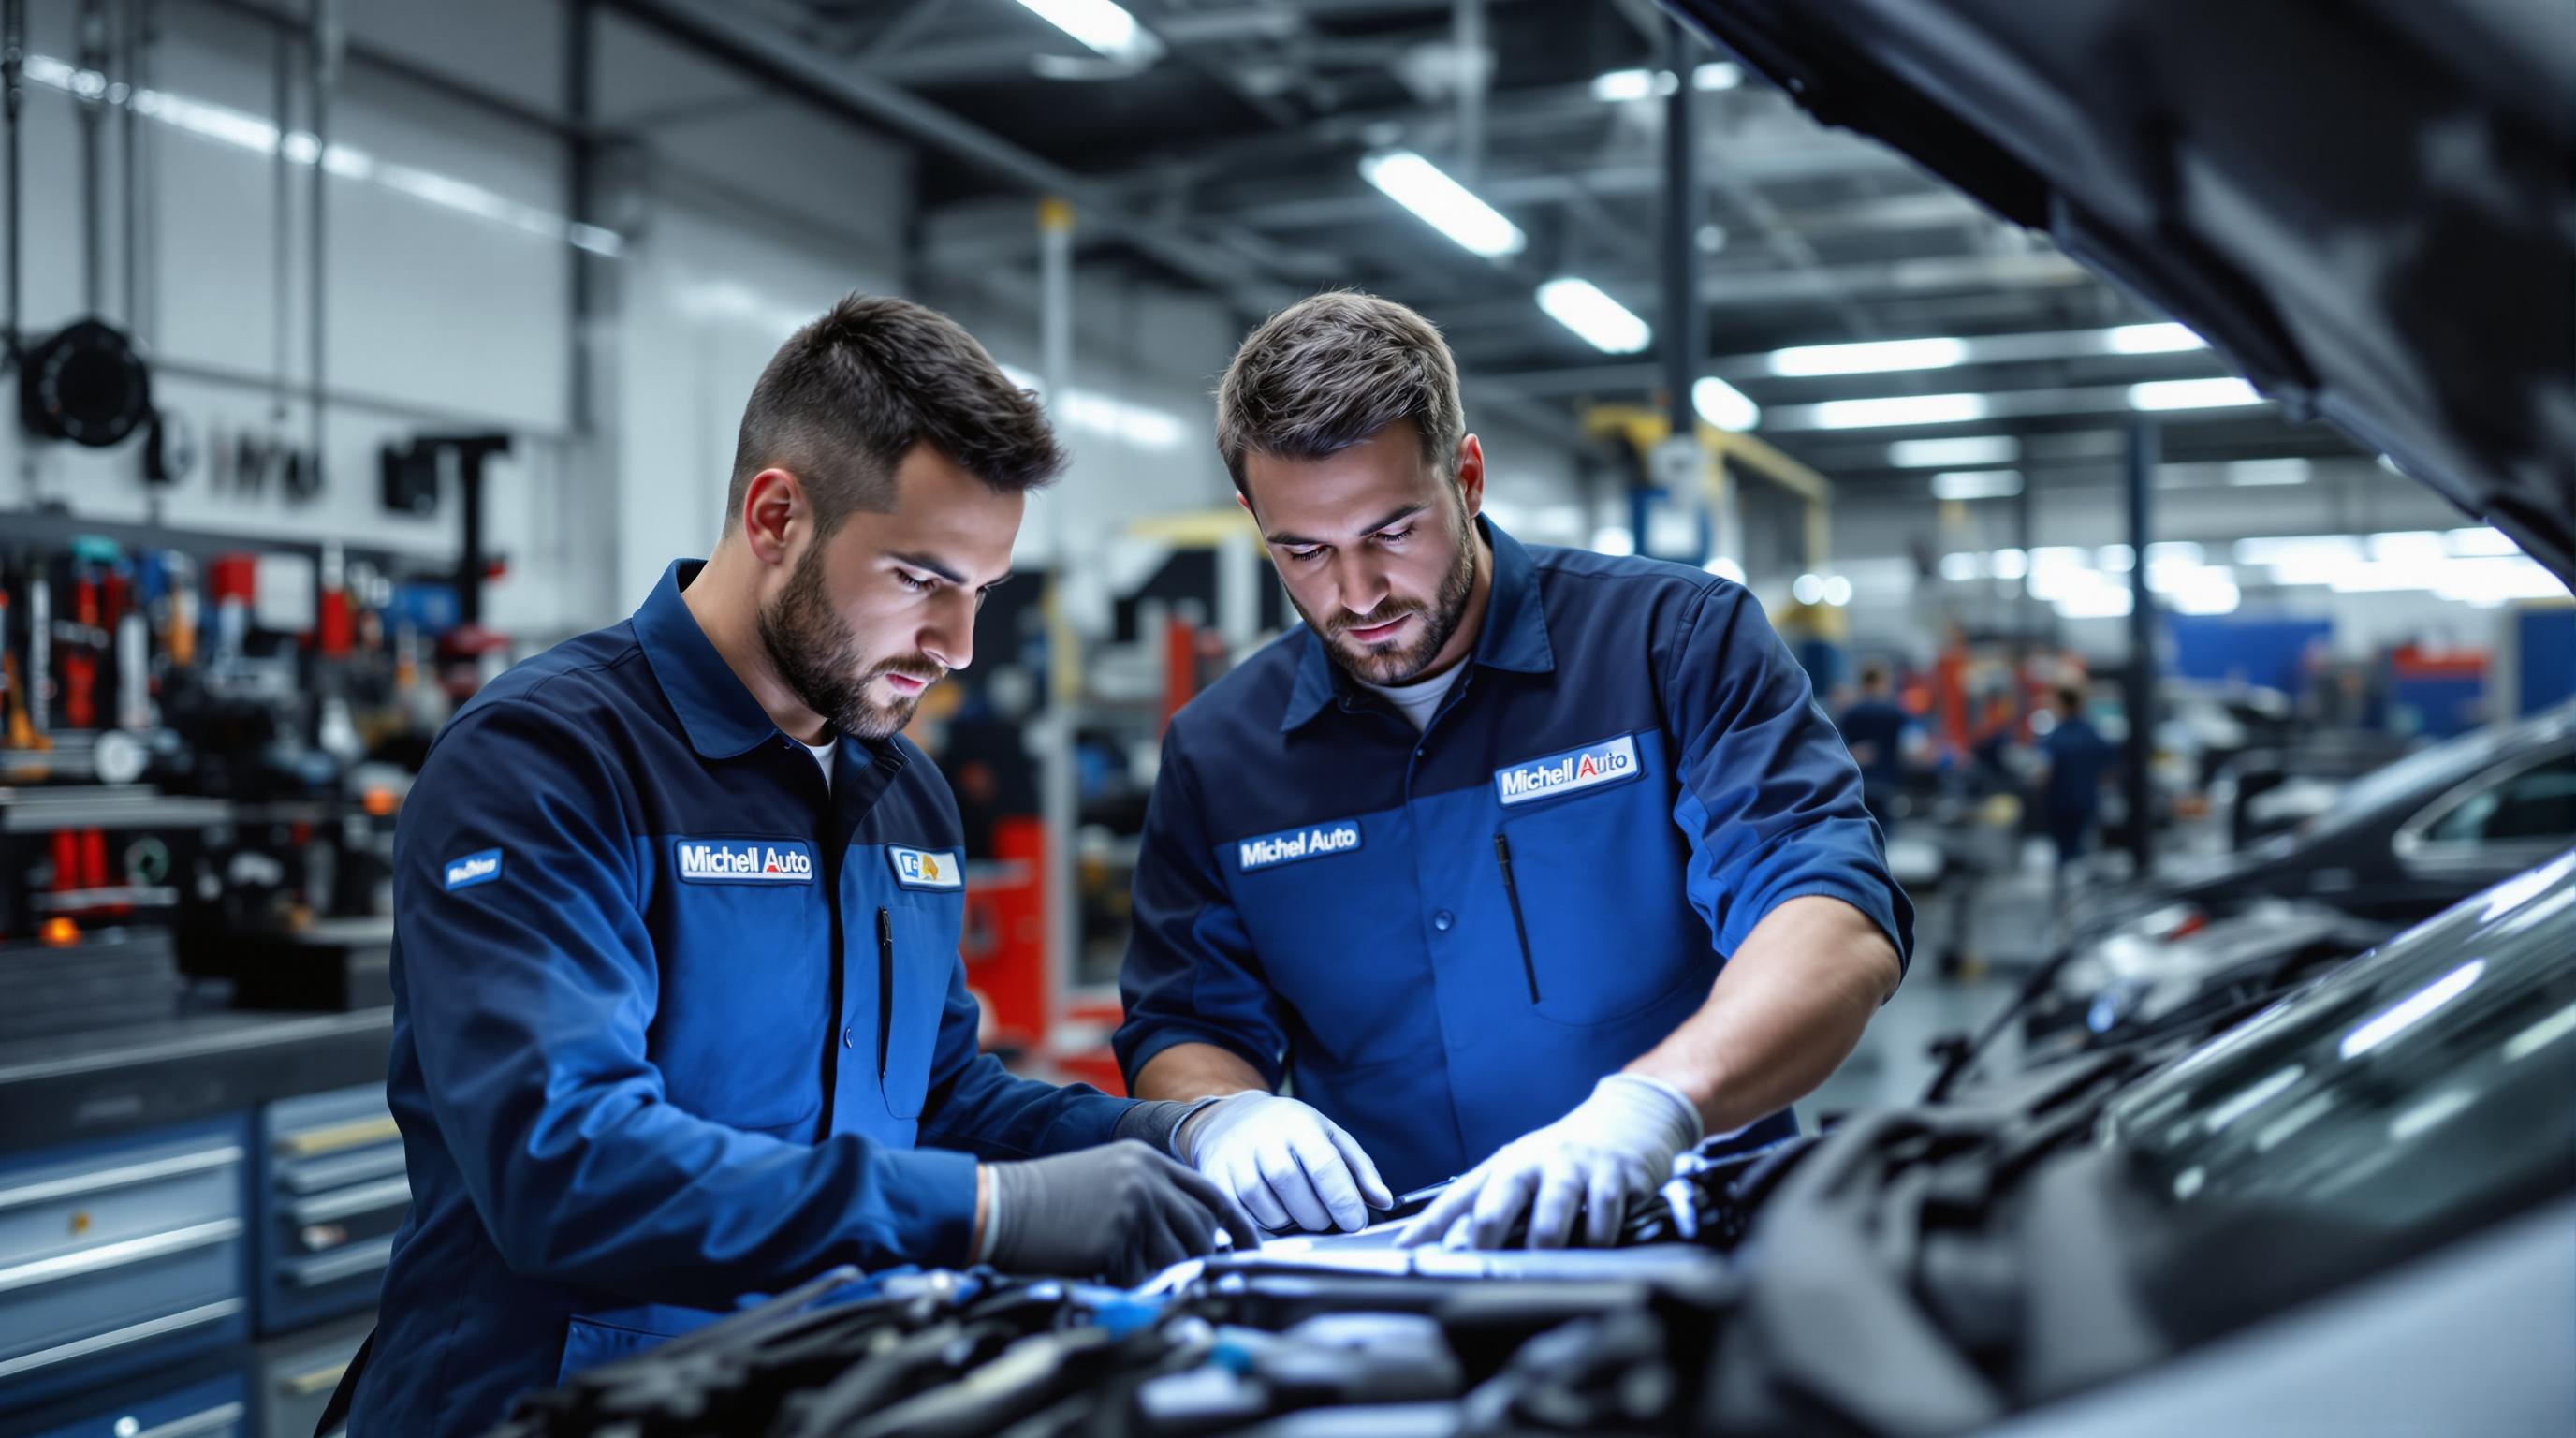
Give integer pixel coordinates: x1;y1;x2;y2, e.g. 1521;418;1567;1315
2103;847;2576;1233
2310;726;2502;832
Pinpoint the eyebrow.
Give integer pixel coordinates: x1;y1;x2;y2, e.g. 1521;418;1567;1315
1264;503;1429;549
888;551;1009;588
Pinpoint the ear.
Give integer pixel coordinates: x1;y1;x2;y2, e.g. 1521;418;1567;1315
1454;434;1486;519
739;467;804;567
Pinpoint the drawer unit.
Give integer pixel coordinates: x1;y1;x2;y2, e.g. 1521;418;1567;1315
256;1316;371;1438
0;1117;252;1410
18;1368;248;1438
256;1088;405;1335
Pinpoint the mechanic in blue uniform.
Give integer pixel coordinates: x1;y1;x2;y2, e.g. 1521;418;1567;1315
1118;293;1912;1250
335;297;1251;1438
1837;661;1919;836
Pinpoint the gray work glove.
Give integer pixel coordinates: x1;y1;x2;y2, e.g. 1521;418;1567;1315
981;1140;1261;1284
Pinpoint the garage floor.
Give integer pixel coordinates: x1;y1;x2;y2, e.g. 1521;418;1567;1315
1799;844;2059;1123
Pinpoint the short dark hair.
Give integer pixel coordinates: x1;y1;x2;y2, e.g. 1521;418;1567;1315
1860;662;1891;690
1216;290;1463;494
2056;684;2086;712
725;293;1064;533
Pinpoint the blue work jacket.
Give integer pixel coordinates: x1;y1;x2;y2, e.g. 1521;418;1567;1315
349;561;1133;1438
1116;521;1912;1195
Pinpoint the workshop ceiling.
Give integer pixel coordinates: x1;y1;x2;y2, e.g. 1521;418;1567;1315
712;0;2364;486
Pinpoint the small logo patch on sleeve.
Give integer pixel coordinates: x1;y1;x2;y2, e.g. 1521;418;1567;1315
1494;734;1643;806
888;846;963;890
444;848;504;891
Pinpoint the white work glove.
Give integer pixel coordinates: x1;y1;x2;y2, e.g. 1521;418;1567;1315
1398;1073;1702;1251
1179;1092;1396;1233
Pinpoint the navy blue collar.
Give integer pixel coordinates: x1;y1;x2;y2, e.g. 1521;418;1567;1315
633;559;804;760
1280;517;1556;734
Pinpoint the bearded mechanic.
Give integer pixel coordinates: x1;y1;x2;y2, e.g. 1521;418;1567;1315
337;296;1251;1438
1120;292;1912;1249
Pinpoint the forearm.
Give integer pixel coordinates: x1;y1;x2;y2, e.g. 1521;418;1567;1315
1628;895;1902;1136
1133;1041;1272;1103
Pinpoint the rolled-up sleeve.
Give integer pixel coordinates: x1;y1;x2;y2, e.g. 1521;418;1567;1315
1114;729;1290;1091
396;698;978;1303
1658;584;1914;971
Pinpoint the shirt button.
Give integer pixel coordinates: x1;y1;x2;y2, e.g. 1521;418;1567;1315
1433;910;1455;932
842;1026;856;1049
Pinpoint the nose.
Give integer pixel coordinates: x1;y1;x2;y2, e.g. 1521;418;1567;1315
1331;550;1392;620
918;589;976;673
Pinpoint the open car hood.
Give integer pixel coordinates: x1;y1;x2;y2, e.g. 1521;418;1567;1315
1668;0;2576;581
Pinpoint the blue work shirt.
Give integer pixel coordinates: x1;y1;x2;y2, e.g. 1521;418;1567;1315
1116;521;1913;1195
1837;698;1913;793
2042;715;2117;818
351;560;1134;1438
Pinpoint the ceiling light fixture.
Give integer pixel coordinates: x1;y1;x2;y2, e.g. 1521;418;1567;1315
1768;336;1969;376
1930;469;2022;500
2130;377;2262;411
2105;322;2205;354
1358;150;1525;257
1889;435;2019;468
1535;278;1650;354
1015;0;1164;65
1811;392;1989;429
1691;376;1762;432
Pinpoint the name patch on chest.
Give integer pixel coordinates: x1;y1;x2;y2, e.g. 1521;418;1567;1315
444;848;503;891
1236;819;1364;873
1495;734;1642;806
674;839;815;884
888;846;963;891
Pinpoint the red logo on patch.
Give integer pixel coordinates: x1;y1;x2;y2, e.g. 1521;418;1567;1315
1577;755;1599;779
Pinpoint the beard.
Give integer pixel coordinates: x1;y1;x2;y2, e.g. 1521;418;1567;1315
756;543;944;741
1305;510;1480;686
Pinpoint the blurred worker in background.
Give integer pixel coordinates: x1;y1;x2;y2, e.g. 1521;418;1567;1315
338;295;1251;1438
2036;682;2116;901
1837;662;1921;835
1118;291;1911;1252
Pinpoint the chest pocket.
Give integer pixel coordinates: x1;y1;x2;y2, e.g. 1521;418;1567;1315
1220;814;1437;1069
873;873;964;1122
651;843;827;1132
1491;739;1714;1027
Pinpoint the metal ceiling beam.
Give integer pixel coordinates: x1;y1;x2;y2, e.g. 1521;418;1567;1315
601;0;1298;314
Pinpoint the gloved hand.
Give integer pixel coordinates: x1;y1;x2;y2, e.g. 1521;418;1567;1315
980;1140;1260;1284
1179;1092;1395;1233
1396;1073;1702;1250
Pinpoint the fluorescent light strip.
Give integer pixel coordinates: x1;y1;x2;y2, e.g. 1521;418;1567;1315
2226;459;2311;486
1589;63;1741;101
1691;376;1761;432
22;53;621;257
1769;336;1969;377
1930;468;2021;500
1808;392;1988;429
1535;278;1650;354
1016;0;1162;64
2130;377;2261;410
2106;322;2204;354
1359;150;1525;257
999;365;1188;451
1889;435;2019;468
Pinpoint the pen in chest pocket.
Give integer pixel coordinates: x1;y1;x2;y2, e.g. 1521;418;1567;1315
876;907;894;1084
